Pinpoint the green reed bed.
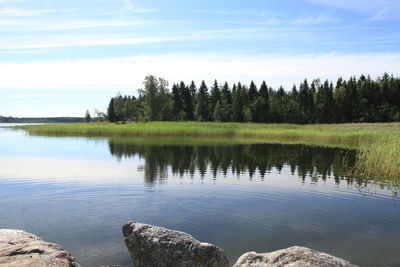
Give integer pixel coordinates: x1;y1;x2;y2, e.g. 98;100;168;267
352;133;400;188
12;122;400;183
13;122;398;141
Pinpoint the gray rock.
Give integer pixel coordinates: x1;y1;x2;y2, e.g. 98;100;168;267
0;229;80;267
122;221;230;267
233;246;357;267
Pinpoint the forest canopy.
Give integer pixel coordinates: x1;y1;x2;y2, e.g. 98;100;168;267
106;73;400;124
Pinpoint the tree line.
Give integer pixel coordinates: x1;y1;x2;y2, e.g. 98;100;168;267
105;73;400;124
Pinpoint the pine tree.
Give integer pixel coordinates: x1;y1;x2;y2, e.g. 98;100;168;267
209;80;221;121
258;81;269;122
232;82;245;122
221;81;232;105
287;85;301;123
189;81;197;120
219;82;232;122
347;76;359;122
248;80;258;103
195;80;210;121
172;83;182;120
107;98;117;122
316;80;334;123
299;79;313;123
182;84;194;121
333;79;347;123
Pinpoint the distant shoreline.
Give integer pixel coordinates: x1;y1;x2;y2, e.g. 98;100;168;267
0;116;84;123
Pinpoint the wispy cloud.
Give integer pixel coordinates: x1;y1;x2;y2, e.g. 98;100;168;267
0;24;382;51
0;27;268;50
366;8;399;21
192;10;253;15
294;14;338;24
0;34;183;49
0;8;76;17
0;19;149;31
306;0;400;16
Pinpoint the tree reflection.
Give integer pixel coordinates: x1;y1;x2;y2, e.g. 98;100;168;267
108;139;360;185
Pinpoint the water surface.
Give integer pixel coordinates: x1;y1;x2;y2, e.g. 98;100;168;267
0;126;399;267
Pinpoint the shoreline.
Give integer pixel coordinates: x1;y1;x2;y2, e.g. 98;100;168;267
10;121;400;183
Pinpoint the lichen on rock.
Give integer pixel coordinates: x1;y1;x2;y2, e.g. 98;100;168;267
233;246;358;267
122;221;230;267
0;229;80;267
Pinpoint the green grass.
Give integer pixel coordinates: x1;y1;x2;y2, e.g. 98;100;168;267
11;121;400;184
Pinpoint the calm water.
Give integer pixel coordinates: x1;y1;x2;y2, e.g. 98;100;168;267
0;126;399;267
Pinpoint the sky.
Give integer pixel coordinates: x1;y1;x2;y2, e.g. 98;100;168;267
0;0;399;117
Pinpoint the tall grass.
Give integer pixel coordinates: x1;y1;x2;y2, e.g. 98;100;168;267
352;133;400;188
12;122;400;183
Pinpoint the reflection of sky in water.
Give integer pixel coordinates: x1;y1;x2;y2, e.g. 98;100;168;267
0;129;111;161
0;128;399;267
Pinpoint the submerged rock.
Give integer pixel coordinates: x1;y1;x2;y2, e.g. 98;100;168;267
122;221;230;267
0;229;80;267
233;246;357;267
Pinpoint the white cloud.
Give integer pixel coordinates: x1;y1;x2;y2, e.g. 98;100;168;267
0;52;399;91
0;8;75;17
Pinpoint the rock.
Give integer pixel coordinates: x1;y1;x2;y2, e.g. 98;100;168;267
0;229;80;267
233;246;358;267
122;221;230;267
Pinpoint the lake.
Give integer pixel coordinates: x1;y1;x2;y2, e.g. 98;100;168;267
0;125;399;267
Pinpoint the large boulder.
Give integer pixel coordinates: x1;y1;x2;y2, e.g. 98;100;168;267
0;229;80;267
233;246;357;267
122;221;230;267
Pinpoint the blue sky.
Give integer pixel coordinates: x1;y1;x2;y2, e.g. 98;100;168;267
0;0;399;117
